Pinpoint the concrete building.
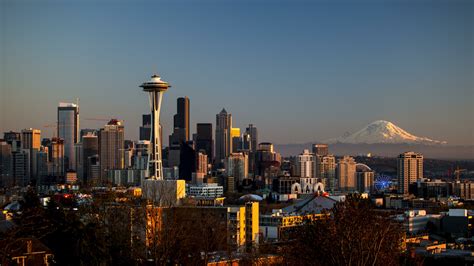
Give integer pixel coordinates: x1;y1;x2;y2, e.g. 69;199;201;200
215;109;232;165
337;156;357;192
296;149;315;178
260;210;325;241
355;163;374;193
99;119;124;183
452;182;474;200
58;102;79;171
398;151;423;195
187;183;224;198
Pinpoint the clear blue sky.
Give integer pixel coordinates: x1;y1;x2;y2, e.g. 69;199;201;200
1;0;473;145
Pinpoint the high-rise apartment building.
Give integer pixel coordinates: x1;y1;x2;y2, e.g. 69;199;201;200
356;164;374;193
195;123;213;163
296;149;315;178
337;156;357;192
397;151;423;195
317;155;336;192
58;102;79;171
99;119;124;182
215;109;232;165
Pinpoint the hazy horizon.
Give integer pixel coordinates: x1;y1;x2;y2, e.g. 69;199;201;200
1;0;473;145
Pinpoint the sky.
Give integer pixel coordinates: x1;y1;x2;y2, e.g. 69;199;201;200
1;0;473;146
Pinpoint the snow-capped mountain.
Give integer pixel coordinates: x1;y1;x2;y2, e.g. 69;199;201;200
326;120;447;145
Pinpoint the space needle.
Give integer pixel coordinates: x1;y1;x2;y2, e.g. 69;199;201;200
140;74;170;180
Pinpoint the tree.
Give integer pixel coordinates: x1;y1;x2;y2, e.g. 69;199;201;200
282;195;404;266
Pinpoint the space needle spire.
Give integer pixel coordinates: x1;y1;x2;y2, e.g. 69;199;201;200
140;74;170;180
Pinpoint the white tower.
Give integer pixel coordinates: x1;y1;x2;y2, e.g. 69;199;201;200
140;74;170;180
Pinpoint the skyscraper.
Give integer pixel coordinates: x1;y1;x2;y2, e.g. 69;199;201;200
397;151;423;195
226;152;249;185
48;137;65;182
195;123;213;163
99;119;124;182
21;129;41;150
139;114;152;141
82;133;98;185
215;109;232;165
244;124;258;152
231;127;242;153
58;102;79;171
337;156;357;192
21;128;41;182
169;97;190;146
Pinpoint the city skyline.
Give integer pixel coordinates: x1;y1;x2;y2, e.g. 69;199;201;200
1;0;473;145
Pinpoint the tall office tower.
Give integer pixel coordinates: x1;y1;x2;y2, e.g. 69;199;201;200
141;74;185;205
49;137;65;182
312;144;328;157
231;128;242;153
244;124;258;152
337;156;357;192
397;151;423;195
226;152;249;185
20;128;41;182
179;141;196;182
58;102;79;171
139;114;152;141
82;133;98;185
21;129;41;150
215;109;232;165
12;150;29;186
169;97;190;146
0;140;12;187
356;164;375;193
317;155;336;192
99;119;124;182
36;147;49;186
195;123;213;163
296;149;315;178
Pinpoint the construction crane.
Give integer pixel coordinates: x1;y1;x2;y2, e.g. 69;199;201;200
454;166;467;181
